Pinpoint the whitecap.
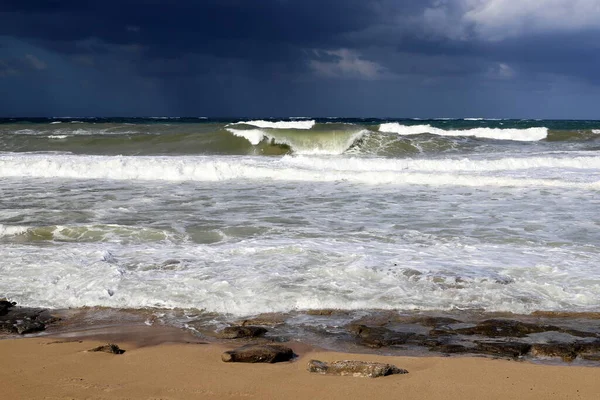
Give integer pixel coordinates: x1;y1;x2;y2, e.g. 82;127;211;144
379;123;548;141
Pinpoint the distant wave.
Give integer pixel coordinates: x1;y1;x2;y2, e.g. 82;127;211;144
14;128;140;136
379;123;548;141
230;120;315;129
0;223;178;243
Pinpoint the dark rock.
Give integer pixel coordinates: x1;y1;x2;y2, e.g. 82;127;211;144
238;313;286;327
0;322;17;334
217;326;268;339
221;344;295;363
305;309;344;316
475;341;531;358
15;320;46;335
457;319;559;338
559;328;598;339
531;343;579;362
348;324;416;348
307;360;408;378
415;317;463;327
578;340;600;353
581;353;600;362
0;300;17;316
429;328;458;336
432;344;471;354
0;304;58;336
88;343;125;354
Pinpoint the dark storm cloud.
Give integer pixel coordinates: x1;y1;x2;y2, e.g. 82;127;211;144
1;0;599;117
1;1;381;54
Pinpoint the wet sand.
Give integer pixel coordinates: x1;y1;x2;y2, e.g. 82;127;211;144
1;325;600;400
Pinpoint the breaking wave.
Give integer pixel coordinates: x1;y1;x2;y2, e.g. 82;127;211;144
225;128;367;155
2;153;599;189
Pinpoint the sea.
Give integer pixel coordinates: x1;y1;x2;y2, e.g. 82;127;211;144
1;117;599;325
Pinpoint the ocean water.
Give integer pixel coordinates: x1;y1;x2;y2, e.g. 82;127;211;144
1;117;600;317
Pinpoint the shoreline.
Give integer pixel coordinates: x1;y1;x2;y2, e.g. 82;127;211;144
3;304;600;398
3;304;600;364
2;331;600;399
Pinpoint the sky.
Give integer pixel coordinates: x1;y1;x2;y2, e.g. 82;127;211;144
1;0;599;118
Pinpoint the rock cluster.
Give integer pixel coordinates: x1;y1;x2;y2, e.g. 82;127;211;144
307;360;408;378
88;343;126;354
217;326;268;339
0;300;57;335
347;316;600;362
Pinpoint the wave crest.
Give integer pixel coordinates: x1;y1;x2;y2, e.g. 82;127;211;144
230;120;315;129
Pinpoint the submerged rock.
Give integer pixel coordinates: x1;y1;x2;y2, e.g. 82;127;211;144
305;309;346;316
0;300;17;316
475;341;532;358
348;324;417;348
581;353;600;362
88;343;125;354
414;316;463;327
430;343;472;354
531;343;579;362
456;319;558;337
0;301;57;335
15;320;46;335
217;326;268;339
307;360;408;378
529;340;600;362
221;344;295;363
238;313;286;327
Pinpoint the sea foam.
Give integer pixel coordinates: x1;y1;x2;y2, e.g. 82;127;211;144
379;123;548;141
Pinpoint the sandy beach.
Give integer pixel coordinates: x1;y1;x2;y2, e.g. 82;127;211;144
2;328;599;400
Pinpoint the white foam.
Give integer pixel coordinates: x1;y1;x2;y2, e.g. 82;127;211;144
231;120;315;129
593;129;600;134
464;118;484;121
48;135;69;139
50;121;62;125
379;123;548;141
1;237;599;314
283;154;600;173
0;224;29;237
